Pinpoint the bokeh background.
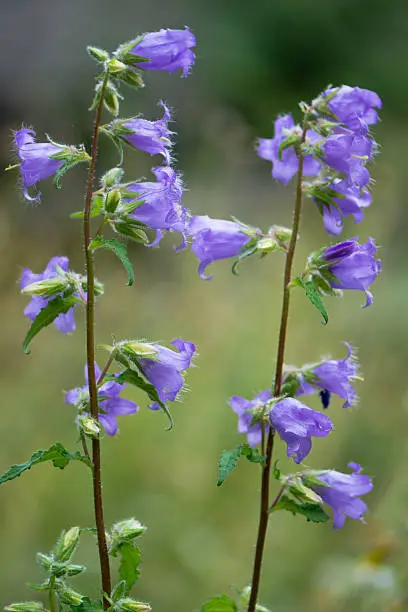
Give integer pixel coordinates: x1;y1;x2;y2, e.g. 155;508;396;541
0;1;407;610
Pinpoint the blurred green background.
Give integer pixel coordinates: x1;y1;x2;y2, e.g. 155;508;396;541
0;0;407;610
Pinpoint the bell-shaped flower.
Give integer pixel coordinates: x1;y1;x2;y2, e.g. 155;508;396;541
305;462;373;529
322;238;381;307
322;130;372;188
257;114;321;185
188;215;258;280
20;256;77;334
106;103;172;163
126;166;188;247
229;391;271;447
295;343;359;408
138;339;196;410
66;363;139;436
269;397;333;464
324;86;382;132
129;28;196;77
318;178;372;236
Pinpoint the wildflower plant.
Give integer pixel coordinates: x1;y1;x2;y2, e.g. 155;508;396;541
2;23;382;612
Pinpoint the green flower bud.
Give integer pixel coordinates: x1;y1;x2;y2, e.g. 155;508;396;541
102;167;124;189
55;584;84;606
116;599;151;612
121;341;158;358
21;277;68;297
105;189;121;213
78;415;101;439
36;552;52;570
112;518;147;543
104;81;122;116
54;526;80;562
108;59;127;74
5;604;43;612
65;563;86;577
87;46;110;63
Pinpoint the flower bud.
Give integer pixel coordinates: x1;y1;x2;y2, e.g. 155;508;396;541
287;476;323;504
78;415;101;439
55;584;83;605
102;167;124;188
36;552;52;570
105;188;121;213
121;341;158;358
87;46;109;63
65;563;86;577
116;599;151;612
5;604;43;612
55;526;80;562
21;276;68;297
112;518;147;543
108;58;127;74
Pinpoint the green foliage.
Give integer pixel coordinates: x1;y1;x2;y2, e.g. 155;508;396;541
271;494;329;523
22;296;80;354
114;543;141;595
217;444;264;486
89;236;134;286
0;443;91;485
294;276;328;324
71;598;103;612
199;594;238;611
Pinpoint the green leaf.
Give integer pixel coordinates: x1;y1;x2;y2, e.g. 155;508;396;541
217;444;264;487
23;295;80;354
113;543;141;595
296;277;328;325
271;494;329;523
0;443;91;485
199;594;238;612
70;598;103;612
241;443;265;464
113;221;148;244
89;236;134;286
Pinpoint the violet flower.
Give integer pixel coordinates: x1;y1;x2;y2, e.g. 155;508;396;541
66;363;139;436
20;256;77;334
257;114;321;185
322;238;381;307
322;131;372;188
296;343;359;408
127;166;188;247
15;129;65;201
130;28;196;77
229;391;271;447
319;178;372;236
309;462;373;529
138;339;196;410
270;397;333;464
325;86;382;132
110;103;172;163
188;215;257;280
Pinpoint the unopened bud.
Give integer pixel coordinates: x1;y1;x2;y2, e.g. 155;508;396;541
55;526;80;562
105;189;121;213
21;277;67;297
78;415;101;439
122;341;158;358
36;552;52;570
5;604;43;612
87;46;109;63
102;167;124;189
112;518;147;542
117;599;151;612
108;58;127;74
104;82;121;116
56;585;83;606
65;563;86;577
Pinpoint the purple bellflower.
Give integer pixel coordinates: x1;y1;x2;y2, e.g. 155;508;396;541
127;166;188;247
188;215;258;280
66;363;138;436
15;129;64;201
322;238;381;307
270;397;333;464
319;178;372;236
325;86;382;133
138;339;196;410
21;256;77;334
110;103;172;163
295;343;359;409
130;28;196;77
229;391;271;447
309;462;373;529
322;131;372;188
257;114;321;185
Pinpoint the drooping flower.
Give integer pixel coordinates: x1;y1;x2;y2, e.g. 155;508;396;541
257;114;322;185
324;86;382;132
15;129;65;201
107;103;172;163
307;462;373;529
126;166;188;247
229;391;271;447
66;363;139;436
138;339;196;410
318;178;372;236
295;343;359;408
129;28;196;77
321;238;381;307
188;215;258;280
20;256;77;334
269;397;333;463
322;130;372;188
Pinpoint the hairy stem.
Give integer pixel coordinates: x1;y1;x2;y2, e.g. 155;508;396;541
49;576;58;612
83;70;112;607
247;129;307;612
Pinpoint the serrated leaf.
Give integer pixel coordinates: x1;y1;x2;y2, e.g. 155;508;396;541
112;543;141;595
89;236;134;286
296;277;328;325
199;594;238;612
217;446;242;487
22;295;80;354
0;443;91;485
271;494;329;523
241;443;265;464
